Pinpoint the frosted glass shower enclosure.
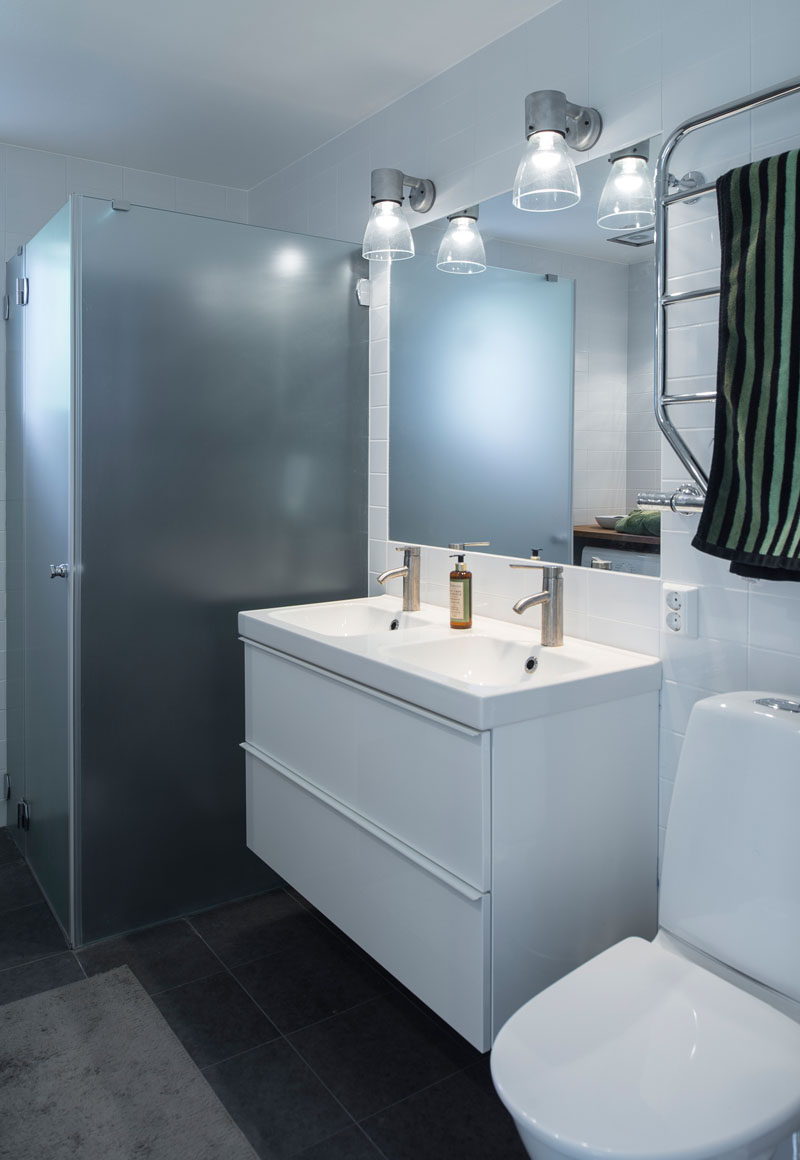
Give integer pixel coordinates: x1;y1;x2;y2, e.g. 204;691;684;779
6;197;368;945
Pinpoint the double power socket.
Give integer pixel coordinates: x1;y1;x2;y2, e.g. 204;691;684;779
662;582;699;637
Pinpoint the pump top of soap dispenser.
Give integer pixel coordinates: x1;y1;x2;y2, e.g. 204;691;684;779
449;542;489;570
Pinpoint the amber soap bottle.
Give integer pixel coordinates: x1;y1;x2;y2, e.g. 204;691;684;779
449;552;472;629
448;542;489;630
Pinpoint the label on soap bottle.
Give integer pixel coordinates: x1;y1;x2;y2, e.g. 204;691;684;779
450;576;470;626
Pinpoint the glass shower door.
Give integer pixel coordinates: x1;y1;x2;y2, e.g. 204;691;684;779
6;250;25;854
21;203;73;933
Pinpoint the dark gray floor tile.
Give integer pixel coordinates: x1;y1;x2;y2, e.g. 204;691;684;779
153;970;280;1067
190;890;318;968
361;1059;527;1160
289;991;478;1121
0;859;43;915
0;951;84;1005
204;1039;352;1159
234;921;389;1034
77;919;220;994
0;829;23;866
292;1125;383;1159
0;902;68;970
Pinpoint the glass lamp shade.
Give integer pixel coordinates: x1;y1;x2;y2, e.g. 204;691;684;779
597;155;655;230
362;200;414;261
436;216;486;274
512;131;580;212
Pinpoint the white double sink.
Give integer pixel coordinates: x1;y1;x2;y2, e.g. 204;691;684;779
238;594;661;730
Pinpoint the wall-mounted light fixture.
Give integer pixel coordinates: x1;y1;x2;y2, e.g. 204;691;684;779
597;140;655;231
512;90;602;212
436;206;486;274
362;167;436;261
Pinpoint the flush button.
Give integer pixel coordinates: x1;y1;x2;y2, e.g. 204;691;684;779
754;697;800;713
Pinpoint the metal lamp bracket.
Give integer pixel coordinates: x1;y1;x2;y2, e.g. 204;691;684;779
370;168;436;213
446;205;479;222
524;90;602;152
608;138;650;165
404;175;436;214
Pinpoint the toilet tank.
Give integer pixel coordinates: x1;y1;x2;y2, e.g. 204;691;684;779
659;691;800;1002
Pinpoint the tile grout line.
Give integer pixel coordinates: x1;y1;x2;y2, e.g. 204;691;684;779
186;909;364;1139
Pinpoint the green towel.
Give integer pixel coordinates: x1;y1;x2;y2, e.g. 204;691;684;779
615;510;660;537
692;148;800;580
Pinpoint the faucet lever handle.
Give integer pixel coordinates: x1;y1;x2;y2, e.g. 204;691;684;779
448;541;490;551
395;544;420;555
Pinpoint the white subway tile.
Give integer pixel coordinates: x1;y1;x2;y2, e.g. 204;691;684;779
368;506;388;540
370;305;388;344
369;473;388;509
369;406;388;439
66;157;123;200
369;339;388;375
369;440;388;475
175;179;229;218
368;539;387;574
749;591;800;656
585;615;660;656
369;372;388;407
123;168;176;210
586;568;660;627
659;728;683;782
660;679;716;734
660;633;748;693
747;648;800;697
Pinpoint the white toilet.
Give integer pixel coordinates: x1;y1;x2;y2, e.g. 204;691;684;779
491;692;800;1160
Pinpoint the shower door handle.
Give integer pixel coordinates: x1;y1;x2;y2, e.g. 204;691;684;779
49;564;69;579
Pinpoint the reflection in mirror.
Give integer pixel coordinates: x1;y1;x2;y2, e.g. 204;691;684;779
389;145;662;576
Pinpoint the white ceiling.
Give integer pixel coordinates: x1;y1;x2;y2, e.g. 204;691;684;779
1;0;558;189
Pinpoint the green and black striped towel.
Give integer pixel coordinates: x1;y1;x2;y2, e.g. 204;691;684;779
693;148;800;580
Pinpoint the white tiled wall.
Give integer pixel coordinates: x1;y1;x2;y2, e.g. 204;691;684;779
626;259;659;510
0;143;248;822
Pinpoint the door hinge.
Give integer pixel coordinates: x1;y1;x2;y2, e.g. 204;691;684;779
111;200;131;212
17;799;30;831
2;294;8;321
355;278;371;307
15;277;29;306
2;773;10;802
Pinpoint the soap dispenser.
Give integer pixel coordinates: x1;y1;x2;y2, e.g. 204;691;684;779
448;542;489;629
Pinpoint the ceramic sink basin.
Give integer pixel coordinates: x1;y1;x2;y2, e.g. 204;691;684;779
238;595;661;730
379;633;589;688
268;600;437;637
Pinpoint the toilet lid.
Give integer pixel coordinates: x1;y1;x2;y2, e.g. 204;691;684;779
491;937;800;1160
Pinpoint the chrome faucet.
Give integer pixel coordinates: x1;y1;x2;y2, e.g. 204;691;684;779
377;545;421;612
509;563;564;647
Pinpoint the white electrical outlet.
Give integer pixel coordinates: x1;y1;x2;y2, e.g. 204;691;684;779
662;582;699;637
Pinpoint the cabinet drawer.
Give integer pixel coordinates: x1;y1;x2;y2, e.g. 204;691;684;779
246;748;491;1051
244;642;490;890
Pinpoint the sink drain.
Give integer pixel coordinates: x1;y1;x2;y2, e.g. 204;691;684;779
390;618;400;631
524;656;538;673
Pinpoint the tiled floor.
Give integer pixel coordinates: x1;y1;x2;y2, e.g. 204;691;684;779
0;828;526;1159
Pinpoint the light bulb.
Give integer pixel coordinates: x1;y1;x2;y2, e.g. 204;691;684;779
512;130;580;212
362;200;414;261
436;214;486;274
597;155;655;230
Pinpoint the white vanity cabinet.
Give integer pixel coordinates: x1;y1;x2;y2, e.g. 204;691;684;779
241;631;659;1052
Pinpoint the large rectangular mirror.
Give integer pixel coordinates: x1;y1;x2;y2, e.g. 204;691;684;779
389;145;661;575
